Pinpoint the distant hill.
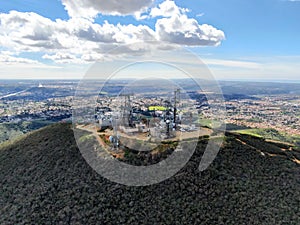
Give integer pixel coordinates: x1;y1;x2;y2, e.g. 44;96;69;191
0;123;299;225
219;81;300;95
3;86;75;101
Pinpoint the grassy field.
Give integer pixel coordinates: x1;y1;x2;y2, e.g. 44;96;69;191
0;120;54;143
198;118;213;128
233;128;300;146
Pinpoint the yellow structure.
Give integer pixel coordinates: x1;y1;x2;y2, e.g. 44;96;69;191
148;106;167;111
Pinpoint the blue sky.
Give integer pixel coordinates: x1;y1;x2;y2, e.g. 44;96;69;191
0;0;299;80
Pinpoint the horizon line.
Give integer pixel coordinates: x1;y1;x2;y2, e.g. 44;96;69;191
0;78;300;84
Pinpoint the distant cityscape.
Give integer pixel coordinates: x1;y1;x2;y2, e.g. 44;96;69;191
0;82;74;124
225;95;300;136
0;80;299;145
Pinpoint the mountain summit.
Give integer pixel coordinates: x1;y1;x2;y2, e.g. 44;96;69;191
1;123;299;224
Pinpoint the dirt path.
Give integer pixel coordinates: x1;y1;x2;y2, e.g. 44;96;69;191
76;124;113;156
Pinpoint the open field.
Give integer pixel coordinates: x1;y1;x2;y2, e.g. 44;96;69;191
0;120;54;143
232;128;300;147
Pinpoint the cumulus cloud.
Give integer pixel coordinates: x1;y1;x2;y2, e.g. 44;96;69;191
156;14;225;46
150;0;189;18
0;11;66;52
61;0;154;18
150;1;224;46
0;11;158;63
0;1;226;64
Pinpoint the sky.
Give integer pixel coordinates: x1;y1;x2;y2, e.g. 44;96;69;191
0;0;300;81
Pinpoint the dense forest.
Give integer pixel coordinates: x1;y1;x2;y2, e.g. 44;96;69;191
0;123;299;224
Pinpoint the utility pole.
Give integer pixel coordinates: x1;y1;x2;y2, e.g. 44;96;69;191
111;113;119;150
173;89;180;129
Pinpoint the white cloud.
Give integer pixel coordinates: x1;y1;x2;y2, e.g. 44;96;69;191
0;1;225;64
0;53;40;65
61;0;154;19
43;52;105;64
156;14;225;46
150;1;224;46
0;11;158;63
196;13;205;17
150;0;189;18
0;52;63;71
0;11;67;52
0;50;15;56
203;58;261;69
42;52;85;64
81;53;104;62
